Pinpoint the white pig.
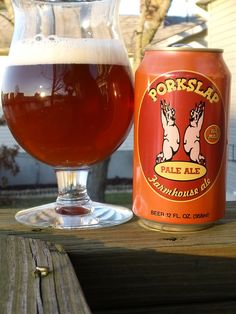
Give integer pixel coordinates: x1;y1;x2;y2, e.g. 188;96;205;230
184;101;205;165
156;100;180;163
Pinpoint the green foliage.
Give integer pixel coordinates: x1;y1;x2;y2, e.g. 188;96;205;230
0;144;19;186
105;192;132;206
0;114;19;187
0;114;6;125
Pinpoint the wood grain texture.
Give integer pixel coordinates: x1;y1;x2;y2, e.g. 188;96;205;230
0;202;236;313
0;236;91;314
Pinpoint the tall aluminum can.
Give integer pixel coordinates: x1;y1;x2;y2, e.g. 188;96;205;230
133;48;231;231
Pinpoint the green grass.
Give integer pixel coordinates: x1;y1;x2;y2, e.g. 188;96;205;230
0;192;132;209
105;192;132;207
0;197;55;209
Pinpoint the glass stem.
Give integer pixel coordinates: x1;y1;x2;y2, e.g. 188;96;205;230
55;168;91;215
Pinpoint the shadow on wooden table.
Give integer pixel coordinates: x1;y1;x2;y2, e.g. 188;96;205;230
1;204;236;313
68;234;236;313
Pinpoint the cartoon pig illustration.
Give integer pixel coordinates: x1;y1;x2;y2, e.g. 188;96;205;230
184;101;206;165
156;100;180;163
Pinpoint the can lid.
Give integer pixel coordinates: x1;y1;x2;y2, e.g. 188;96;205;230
145;45;223;53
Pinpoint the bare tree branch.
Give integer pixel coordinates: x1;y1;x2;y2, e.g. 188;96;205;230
0;12;12;24
142;0;171;47
2;0;14;24
134;0;171;70
133;3;146;73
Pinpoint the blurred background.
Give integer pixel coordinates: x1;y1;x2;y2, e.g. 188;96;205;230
0;0;235;206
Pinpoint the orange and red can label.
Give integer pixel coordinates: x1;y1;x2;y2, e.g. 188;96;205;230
133;65;229;227
139;70;224;202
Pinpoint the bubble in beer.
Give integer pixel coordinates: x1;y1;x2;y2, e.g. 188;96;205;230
48;35;57;41
35;34;44;41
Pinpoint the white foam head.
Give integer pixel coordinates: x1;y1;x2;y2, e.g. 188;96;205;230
8;35;129;66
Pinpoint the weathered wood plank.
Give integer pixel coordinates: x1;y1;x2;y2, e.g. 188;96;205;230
0;236;91;314
0;203;236;313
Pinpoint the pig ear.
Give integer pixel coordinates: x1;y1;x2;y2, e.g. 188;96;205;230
160;100;167;109
163;100;169;108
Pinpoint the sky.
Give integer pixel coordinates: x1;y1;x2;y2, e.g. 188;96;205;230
119;0;197;17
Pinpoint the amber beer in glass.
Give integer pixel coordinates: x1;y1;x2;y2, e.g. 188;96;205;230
1;0;134;229
2;59;133;168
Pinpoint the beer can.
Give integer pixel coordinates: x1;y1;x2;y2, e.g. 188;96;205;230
133;47;231;232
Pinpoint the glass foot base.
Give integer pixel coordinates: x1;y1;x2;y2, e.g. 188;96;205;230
15;202;133;229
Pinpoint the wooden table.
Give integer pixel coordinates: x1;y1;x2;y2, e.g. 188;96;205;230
1;202;236;313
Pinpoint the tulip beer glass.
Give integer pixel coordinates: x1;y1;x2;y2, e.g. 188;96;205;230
1;0;133;229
